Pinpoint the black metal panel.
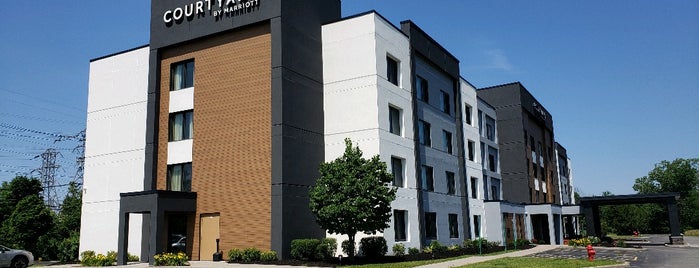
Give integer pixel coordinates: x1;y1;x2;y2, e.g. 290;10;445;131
150;0;282;49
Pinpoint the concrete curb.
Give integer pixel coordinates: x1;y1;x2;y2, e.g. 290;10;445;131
591;261;630;268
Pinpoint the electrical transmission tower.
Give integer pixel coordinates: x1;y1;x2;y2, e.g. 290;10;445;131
56;129;86;186
34;148;61;210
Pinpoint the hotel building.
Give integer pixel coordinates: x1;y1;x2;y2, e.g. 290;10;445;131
80;1;575;264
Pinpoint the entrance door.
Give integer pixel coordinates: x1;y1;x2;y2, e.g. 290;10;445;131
199;214;220;261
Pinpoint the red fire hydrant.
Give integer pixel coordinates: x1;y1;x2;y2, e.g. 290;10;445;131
586;244;596;261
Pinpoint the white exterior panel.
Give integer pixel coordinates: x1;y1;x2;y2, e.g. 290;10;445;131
80;46;149;256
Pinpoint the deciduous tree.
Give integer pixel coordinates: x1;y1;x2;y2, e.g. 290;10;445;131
309;138;396;258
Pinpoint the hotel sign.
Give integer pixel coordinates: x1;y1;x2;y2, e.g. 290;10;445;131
162;0;261;25
532;102;548;120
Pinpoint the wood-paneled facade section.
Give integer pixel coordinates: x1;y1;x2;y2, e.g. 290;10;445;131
156;23;273;260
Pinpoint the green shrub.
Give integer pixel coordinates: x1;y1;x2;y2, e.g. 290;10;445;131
127;253;139;262
359;236;387;258
80;250;116;266
227;248;243;262
508;239;529;248
407;247;420;255
392;243;405;256
58;231;80;263
80;251;95;261
260;251;278;261
242;248;261;262
153;252;188;266
427;240;447;253
448;243;462;251
341;239;355;257
316;238;337;260
291;239;322;261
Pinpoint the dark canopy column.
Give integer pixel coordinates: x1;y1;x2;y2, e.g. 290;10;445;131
117;190;197;265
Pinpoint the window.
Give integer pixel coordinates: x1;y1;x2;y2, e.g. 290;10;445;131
485;115;495;141
464;104;472;125
171;60;194;91
470;177;478;198
491;178;501;200
446;171;455;195
421;165;434;191
167;163;192;192
425;212;437;239
416;76;429;102
394;210;407;241
391;157;404;187
389;106;401;135
480;142;486;168
477;110;483;134
467;140;475;161
473;215;481;238
449;214;459;238
440;91;450;114
488;146;498;172
418;120;431;146
483;175;489;200
169;110;193;141
443;130;453;154
387;56;399;86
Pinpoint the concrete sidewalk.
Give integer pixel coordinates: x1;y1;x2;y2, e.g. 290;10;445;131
414;245;561;268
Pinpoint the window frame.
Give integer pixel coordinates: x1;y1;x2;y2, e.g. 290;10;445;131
473;215;482;238
168;110;194;142
389;105;402;136
425;212;437;239
440;90;450;115
443;130;453;154
394;210;407;241
446;171;455;195
418;120;431;146
421;165;434;192
416;76;429;102
467;140;475;161
464;104;473;125
470;177;478;199
170;60;194;91
167;162;192;192
449;213;459;238
391;156;404;187
387;56;399;86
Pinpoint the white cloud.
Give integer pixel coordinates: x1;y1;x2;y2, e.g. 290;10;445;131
484;49;514;72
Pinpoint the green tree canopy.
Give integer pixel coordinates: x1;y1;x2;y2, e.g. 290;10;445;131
633;158;699;231
0;176;43;223
0;194;54;254
309;138;396;257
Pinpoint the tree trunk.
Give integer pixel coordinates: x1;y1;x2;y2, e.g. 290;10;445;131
348;232;356;258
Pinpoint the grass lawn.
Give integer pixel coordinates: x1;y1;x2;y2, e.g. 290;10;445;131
685;229;699;236
607;233;641;240
346;250;519;268
457;257;621;268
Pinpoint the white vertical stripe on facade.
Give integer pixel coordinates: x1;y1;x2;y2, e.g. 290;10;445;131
80;46;149;256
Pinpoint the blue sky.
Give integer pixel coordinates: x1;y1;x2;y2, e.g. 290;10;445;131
1;1;697;196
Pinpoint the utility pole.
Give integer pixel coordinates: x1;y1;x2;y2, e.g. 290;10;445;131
34;148;61;210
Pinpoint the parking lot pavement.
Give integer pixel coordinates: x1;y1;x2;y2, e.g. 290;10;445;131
531;246;644;263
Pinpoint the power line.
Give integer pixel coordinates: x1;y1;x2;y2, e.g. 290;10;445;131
0;87;84;112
